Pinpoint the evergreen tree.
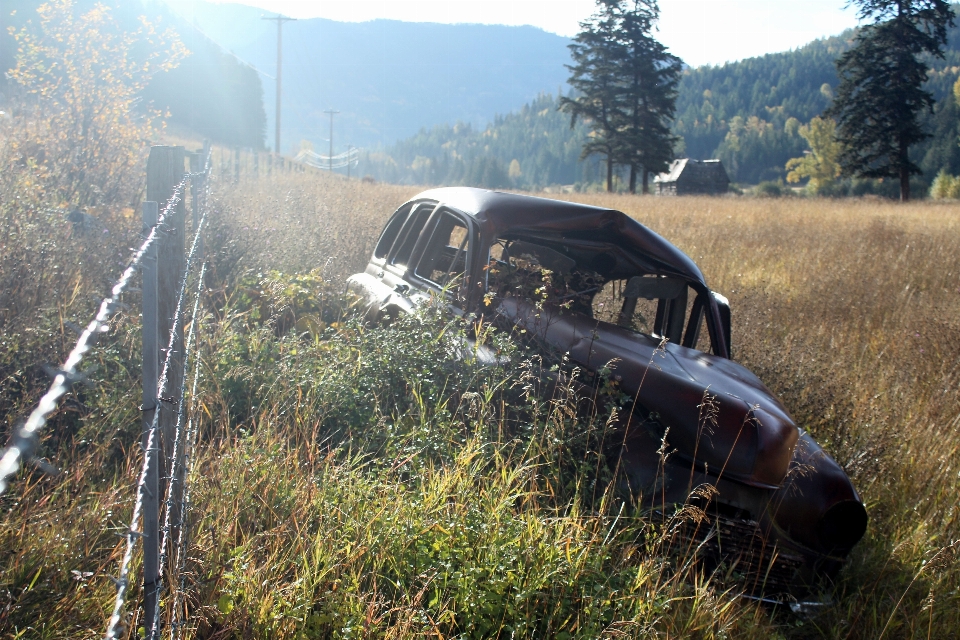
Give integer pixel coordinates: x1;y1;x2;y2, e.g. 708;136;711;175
827;0;955;201
614;1;681;193
560;1;624;192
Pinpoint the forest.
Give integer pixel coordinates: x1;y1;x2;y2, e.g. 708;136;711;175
360;11;960;192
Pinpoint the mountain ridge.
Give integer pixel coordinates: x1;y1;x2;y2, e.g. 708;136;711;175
162;0;573;152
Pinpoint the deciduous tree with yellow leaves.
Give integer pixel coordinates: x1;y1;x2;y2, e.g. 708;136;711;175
5;0;186;207
0;0;185;336
785;116;842;195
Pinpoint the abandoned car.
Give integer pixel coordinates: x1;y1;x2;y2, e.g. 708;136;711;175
348;187;867;597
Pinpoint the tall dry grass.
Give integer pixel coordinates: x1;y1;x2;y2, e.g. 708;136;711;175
3;150;958;639
208;175;960;638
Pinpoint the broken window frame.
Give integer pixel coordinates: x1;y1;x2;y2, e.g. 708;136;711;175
482;236;727;356
373;203;412;260
387;201;438;270
410;208;476;304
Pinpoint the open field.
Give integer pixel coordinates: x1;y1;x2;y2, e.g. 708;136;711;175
215;174;960;636
3;165;960;638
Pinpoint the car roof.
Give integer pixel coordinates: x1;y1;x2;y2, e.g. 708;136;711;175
408;187;707;286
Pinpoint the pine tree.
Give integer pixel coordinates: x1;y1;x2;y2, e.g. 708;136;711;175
827;0;954;201
560;1;624;192
561;1;680;194
614;1;681;194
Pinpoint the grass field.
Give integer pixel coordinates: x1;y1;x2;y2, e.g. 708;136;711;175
3;163;960;638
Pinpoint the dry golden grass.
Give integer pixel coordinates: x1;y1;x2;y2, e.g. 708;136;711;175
4;139;957;636
213;171;960;637
209;163;419;280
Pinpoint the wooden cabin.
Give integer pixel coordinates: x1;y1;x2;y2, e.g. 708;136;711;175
654;159;730;196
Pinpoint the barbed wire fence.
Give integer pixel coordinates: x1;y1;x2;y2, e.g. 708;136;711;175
0;143;216;640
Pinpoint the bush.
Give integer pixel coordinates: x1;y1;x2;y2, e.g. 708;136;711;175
0;0;184;430
929;168;960;199
754;180;785;197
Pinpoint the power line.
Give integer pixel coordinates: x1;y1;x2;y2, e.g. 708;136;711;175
295;147;360;170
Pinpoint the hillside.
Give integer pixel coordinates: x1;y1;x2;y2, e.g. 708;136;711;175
0;0;267;148
163;0;572;153
361;93;594;189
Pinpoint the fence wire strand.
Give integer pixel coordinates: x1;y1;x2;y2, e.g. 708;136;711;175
0;176;192;496
171;265;207;640
152;205;209;638
105;164;209;640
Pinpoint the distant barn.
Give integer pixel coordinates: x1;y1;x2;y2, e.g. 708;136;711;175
654;159;730;196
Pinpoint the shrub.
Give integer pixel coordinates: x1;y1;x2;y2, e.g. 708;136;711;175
754;180;785;197
929;168;960;199
0;0;185;422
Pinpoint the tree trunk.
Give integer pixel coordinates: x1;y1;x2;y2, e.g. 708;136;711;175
629;165;637;194
899;134;910;202
606;155;613;192
642;166;649;194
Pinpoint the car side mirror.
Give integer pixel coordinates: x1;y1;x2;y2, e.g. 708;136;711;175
712;291;732;357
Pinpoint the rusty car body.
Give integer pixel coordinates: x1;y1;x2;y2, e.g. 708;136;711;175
348;187;867;598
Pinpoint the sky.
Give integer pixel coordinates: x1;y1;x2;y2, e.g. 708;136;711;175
181;0;862;68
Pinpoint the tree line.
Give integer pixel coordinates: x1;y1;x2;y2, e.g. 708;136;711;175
565;0;955;200
365;0;959;200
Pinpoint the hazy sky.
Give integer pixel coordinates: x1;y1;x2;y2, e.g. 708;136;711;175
183;0;861;67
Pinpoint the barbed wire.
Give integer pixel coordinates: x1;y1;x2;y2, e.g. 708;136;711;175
151;201;210;639
165;152;214;640
105;164;210;640
170;264;207;640
0;175;195;496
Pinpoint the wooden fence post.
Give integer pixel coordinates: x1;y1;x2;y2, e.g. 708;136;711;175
141;199;160;635
146;146;186;636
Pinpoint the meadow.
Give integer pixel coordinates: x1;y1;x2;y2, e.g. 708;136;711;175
2;158;960;638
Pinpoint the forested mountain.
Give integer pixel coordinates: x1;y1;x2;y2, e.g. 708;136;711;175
144;21;266;148
364;9;960;190
674;34;850;183
361;93;595;189
0;0;266;148
162;1;572;154
676;18;960;185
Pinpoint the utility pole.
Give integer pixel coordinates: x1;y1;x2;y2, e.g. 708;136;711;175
323;109;339;173
262;14;296;155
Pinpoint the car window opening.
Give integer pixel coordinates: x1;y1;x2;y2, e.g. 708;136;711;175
374;206;410;260
488;238;714;353
389;202;435;268
414;212;472;295
486;238;601;315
